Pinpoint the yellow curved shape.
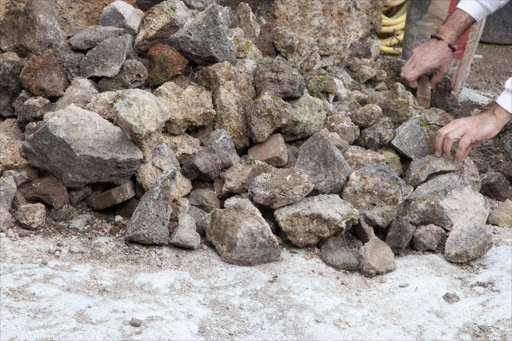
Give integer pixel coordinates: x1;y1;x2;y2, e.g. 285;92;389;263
382;12;407;26
380;45;402;55
379;31;405;46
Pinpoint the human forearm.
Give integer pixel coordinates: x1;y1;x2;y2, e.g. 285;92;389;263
436;8;476;45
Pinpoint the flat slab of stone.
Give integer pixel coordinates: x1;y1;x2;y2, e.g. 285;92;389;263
99;0;144;35
68;26;125;51
391;117;429;160
88;182;136;211
80;34;132;78
20;177;69;209
404;155;461;188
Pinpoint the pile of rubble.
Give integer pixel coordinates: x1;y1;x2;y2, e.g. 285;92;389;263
1;0;511;277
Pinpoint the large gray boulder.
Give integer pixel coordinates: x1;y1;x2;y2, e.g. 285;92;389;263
274;194;359;247
80;34;133;78
254;57;305;98
296;130;352;194
23;105;143;188
168;4;236;65
203;198;281;266
68;26;125;51
125;168;177;245
99;0;144;35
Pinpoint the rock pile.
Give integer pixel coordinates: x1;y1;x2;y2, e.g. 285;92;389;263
0;0;509;277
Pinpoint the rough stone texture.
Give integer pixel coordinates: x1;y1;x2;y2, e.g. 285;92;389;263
188;188;220;213
488;200;512;227
325;114;360;144
80;34;132;78
68;26;125;51
170;213;201;249
88;182;136;211
416;76;431;108
15;96;54;129
20;177;69;209
53;46;85;81
23;105;143;188
163;133;201;165
55;78;99;111
0;119;29;172
273;26;321;73
342;163;406;228
295;131;352;194
247;134;288;167
0;52;23;116
206;129;240;165
246;93;293;144
0;207;13;229
421;107;453;127
2;169;34;187
0;176;16;210
69;187;93;206
344;146;402;176
14;203;46;230
281;94;327;141
439;186;490;231
188;205;207;235
231;2;259;42
135;0;192;53
480;171;512;201
84;90;123;121
182;0;214;10
168;4;236;65
412;224;447;253
147;44;188;87
367;83;421;126
197;61;255;148
219;161;274;196
272;0;382;64
385;220;416;254
358;116;395;150
98;60;148;92
358;237;397;278
274;194;359;247
112;89;171;160
182;147;232;181
391;117;429;160
125;168;177;245
20;55;69;98
407;174;467;203
203;198;281;266
400;194;452;232
0;0;62;56
229;27;262;61
155;78;215;135
254;57;305;98
320;235;362;271
444;224;493;263
135;143;180;191
136;0;164;11
351;104;383;129
404;155;461;188
99;0;144;35
458;158;481;192
248;168;313;209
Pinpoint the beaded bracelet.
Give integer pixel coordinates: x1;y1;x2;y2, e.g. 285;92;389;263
431;34;456;53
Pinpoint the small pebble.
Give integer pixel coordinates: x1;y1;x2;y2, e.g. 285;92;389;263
41;260;48;265
130;318;142;327
443;292;460;304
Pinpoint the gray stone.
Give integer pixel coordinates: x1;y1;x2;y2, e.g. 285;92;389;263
0;52;22;103
295;130;352;194
412;224;447;252
188;188;220;212
351;104;383;128
23;105;143;188
391;117;429;160
88;182;136;211
248;168;314;209
100;1;145;35
247;134;288;167
206;129;240;165
0;208;13;229
182;147;233;181
488;200;512;227
274;194;359;247
53;47;85;81
170;213;200;249
80;34;133;78
343;146;402;176
320;235;362;271
183;0;215;10
55;78;99;111
49;204;77;222
325;114;360;144
126;168;177;245
0;176;17;211
98;60;148;92
246;93;293;144
203;198;281;265
69;214;93;231
281;94;327;141
1;169;33;187
135;0;193;53
135;143;180;191
385;220;416;254
14;203;46;230
188;205;207;236
342;163;406;228
273;26;321;73
407;174;467;203
219;161;275;196
347;58;377;83
69;187;93;205
254;57;305;98
231;3;260;42
358;117;395;150
404;155;461;188
168;4;236;65
0;0;62;56
68;26;125;51
444;224;493;263
367;83;421;126
439;186;490;231
136;0;164;11
306;70;338;102
163;133;201;165
480;171;512;201
229;27;262;61
358;237;397;277
20;177;69;209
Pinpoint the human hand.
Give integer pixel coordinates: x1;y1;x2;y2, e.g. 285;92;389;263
434;104;512;163
400;39;453;88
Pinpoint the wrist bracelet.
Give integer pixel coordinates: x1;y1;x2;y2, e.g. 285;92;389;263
431;34;456;53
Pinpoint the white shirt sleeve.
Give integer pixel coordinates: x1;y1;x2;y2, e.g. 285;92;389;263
497;78;512;114
457;0;510;21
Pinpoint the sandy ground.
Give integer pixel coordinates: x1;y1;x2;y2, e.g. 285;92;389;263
1;225;511;340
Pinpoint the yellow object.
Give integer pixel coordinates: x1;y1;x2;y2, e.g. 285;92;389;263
379;0;408;54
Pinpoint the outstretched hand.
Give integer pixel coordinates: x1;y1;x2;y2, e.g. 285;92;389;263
434;104;512;163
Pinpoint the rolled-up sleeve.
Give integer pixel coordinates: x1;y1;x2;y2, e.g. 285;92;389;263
497;78;512;114
457;0;510;21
